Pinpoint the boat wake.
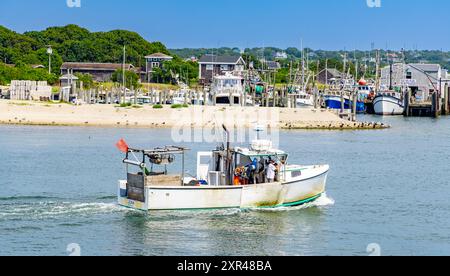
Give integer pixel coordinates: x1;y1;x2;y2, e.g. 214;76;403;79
0;201;125;221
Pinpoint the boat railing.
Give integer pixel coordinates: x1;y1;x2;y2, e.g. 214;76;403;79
123;146;190;185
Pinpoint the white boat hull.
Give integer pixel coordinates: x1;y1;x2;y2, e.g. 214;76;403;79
373;95;404;116
118;165;329;211
296;99;314;108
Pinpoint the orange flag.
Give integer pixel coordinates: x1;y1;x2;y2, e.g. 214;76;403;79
116;138;129;153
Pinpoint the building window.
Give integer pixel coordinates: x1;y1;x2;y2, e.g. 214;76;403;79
152;62;160;68
220;64;229;71
206;64;213;71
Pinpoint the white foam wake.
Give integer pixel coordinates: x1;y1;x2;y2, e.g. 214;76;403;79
0;202;125;221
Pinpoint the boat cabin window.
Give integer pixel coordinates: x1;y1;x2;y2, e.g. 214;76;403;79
215;79;240;89
233;153;288;185
216;96;231;105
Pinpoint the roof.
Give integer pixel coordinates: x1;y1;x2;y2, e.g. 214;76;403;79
408;63;441;73
199;55;245;65
319;68;344;78
59;74;79;80
61;62;134;71
145;53;173;59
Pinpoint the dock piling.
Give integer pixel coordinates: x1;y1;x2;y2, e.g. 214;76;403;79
443;84;449;115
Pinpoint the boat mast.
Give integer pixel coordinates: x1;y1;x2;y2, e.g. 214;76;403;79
301;39;305;90
122;45;126;104
375;50;380;93
389;58;393;91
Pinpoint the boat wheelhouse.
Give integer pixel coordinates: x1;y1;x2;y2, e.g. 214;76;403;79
209;73;252;106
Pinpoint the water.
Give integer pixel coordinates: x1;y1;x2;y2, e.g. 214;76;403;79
0;116;450;256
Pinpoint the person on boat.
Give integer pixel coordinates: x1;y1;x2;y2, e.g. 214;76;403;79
246;158;258;184
266;160;277;183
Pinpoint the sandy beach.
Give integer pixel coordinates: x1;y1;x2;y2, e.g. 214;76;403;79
0;100;388;130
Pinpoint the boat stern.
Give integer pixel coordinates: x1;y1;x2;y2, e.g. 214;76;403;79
117;180;148;211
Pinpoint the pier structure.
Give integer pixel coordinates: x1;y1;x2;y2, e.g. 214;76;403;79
404;85;450;118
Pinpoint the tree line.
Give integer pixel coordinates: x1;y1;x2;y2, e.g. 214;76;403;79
0;24;198;86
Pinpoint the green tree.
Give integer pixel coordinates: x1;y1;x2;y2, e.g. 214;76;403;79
74;73;94;89
112;69;140;89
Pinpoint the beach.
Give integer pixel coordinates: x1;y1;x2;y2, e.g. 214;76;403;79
0;100;387;130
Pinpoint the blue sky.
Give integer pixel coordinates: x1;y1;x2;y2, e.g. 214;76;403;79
0;0;448;50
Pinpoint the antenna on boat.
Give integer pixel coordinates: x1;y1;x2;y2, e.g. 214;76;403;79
253;123;265;140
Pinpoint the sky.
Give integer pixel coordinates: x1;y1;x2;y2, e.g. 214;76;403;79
0;0;449;51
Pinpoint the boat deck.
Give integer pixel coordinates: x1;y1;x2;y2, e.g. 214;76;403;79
146;175;183;187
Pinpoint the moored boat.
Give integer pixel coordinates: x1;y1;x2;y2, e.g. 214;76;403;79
373;91;404;115
324;94;352;110
296;91;314;108
209;72;252;106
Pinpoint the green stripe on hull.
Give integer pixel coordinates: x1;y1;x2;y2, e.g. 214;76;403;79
257;193;323;209
279;194;322;207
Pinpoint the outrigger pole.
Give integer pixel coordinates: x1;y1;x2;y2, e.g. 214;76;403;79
222;124;232;186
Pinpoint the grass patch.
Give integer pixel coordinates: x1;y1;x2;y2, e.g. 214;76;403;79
171;104;190;109
152;104;163;109
118;103;132;108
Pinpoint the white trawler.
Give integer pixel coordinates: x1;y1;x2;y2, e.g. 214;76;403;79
209;72;253;106
117;126;329;211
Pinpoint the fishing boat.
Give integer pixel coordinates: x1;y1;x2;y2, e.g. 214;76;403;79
296;92;314;108
373;62;405;115
324;94;352;110
354;79;375;114
293;87;314;108
210;72;252;106
116;127;329;211
373;90;404;115
172;87;190;105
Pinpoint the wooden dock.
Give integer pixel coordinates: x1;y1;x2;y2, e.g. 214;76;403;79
404;87;450;118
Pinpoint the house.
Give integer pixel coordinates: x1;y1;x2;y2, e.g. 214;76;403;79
144;53;173;82
185;56;198;62
316;68;346;84
381;63;448;97
198;55;246;85
263;61;281;71
60;62;134;82
274;52;288;59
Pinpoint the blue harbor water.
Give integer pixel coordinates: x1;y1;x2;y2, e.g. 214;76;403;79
1;116;450;256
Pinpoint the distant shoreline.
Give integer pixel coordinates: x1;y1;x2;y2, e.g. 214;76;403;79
0;100;388;130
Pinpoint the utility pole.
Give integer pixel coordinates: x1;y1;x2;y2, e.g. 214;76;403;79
47;45;53;74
